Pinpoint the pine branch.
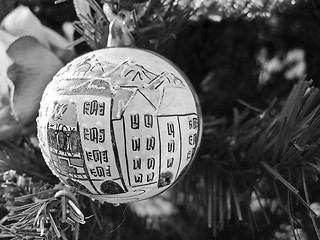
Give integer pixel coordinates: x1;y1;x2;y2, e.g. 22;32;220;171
72;0;109;50
135;0;195;49
174;79;320;238
0;171;85;240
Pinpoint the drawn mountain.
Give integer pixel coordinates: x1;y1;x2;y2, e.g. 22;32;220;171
144;72;186;90
103;60;158;88
55;53;118;79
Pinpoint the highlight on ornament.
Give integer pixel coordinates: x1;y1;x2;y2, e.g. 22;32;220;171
37;47;202;204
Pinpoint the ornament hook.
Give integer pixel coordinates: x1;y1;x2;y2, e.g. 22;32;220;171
103;0;136;47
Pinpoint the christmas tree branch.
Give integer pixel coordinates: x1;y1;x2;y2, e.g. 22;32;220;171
174;79;320;237
0;171;85;240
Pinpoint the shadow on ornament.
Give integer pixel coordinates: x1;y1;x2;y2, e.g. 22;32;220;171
158;171;173;188
100;180;125;194
66;178;91;194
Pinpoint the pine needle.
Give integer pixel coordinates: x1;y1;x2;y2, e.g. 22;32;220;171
260;161;299;195
261;161;317;216
302;165;320;239
253;187;270;225
230;179;243;221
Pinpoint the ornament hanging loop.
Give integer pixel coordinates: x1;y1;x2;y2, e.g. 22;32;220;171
103;1;137;47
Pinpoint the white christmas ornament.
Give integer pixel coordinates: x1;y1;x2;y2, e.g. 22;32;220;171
37;48;202;204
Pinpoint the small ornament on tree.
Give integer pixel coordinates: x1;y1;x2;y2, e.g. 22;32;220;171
72;0;194;50
37;0;202;205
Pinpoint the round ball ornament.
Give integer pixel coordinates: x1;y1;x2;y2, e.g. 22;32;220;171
37;48;202;204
